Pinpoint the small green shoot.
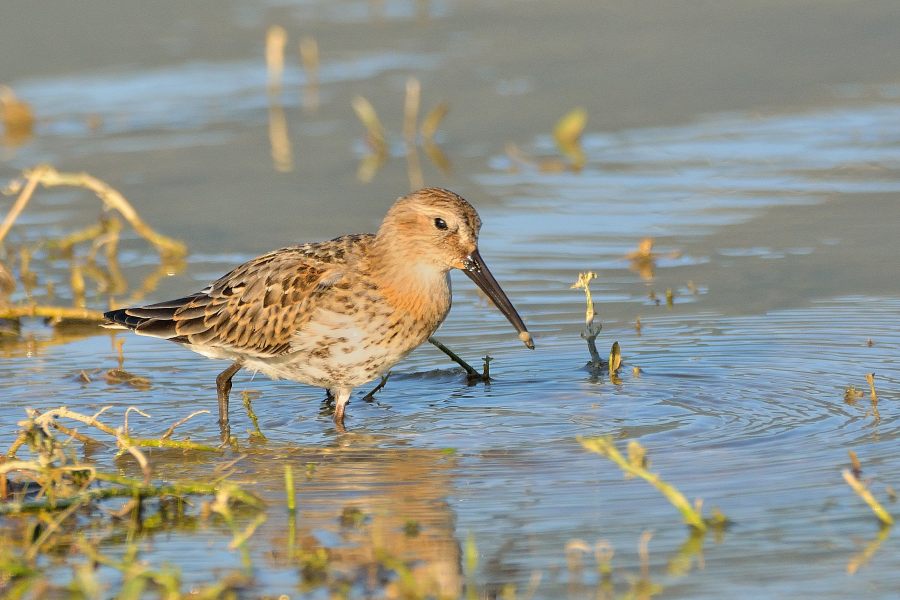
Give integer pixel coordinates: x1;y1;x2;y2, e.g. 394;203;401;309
609;341;622;383
241;390;267;440
284;464;296;514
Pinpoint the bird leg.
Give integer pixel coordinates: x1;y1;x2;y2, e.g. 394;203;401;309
427;336;485;382
332;388;351;433
216;361;242;428
362;372;391;402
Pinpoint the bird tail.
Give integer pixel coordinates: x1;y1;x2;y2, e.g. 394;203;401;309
102;307;145;331
101;294;203;341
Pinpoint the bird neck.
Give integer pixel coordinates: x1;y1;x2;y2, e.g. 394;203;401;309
369;238;451;323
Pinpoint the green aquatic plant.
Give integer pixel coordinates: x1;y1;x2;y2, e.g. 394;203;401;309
842;467;894;526
578;436;713;531
241;390;267;440
0;405;264;597
844;385;864;405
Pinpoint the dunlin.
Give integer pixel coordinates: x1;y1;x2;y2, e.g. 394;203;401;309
103;188;533;429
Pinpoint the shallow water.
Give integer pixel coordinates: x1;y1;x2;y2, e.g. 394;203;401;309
3;1;900;598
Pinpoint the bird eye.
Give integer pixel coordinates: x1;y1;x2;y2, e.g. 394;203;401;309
434;218;448;230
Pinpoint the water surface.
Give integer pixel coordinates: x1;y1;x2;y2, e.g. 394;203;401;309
2;1;900;597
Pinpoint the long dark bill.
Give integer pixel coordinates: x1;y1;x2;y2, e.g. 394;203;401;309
463;249;535;349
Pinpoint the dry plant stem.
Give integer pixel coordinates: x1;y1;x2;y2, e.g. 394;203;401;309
6;166;187;258
160;410;209;440
578;436;708;531
428;336;482;381
123;406;150;435
842;469;894;526
866;373;878;403
117;432;152;484
0;304;105;321
50;421;104;447
6;431;28;458
29;407;219;454
0;165;44;244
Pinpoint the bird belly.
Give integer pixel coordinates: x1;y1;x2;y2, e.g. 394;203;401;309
280;307;429;388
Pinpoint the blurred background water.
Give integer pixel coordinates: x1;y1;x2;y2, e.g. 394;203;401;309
2;1;900;597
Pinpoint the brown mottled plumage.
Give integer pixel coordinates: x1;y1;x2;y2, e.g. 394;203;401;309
103;188;533;430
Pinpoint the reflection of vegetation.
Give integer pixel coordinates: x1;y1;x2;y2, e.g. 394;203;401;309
0;166;187;357
626;238;658;281
352;78;451;189
266;442;464;598
0;85;34;147
505;107;588;173
299;36;320;112
847;525;891;575
266;25;294;173
565;528;715;599
842;451;893;572
553;107;588;171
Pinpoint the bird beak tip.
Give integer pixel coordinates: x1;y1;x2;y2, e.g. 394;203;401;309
519;331;535;349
